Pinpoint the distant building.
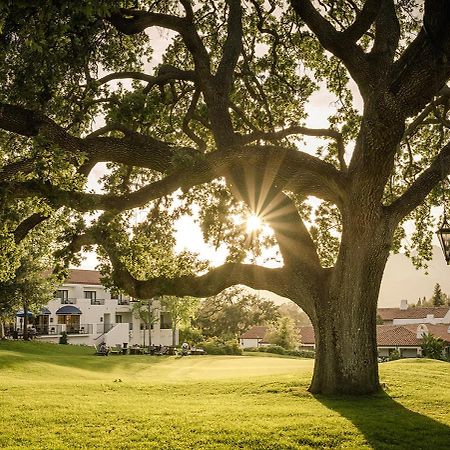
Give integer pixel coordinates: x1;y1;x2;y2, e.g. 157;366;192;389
378;300;450;325
298;323;450;359
240;326;270;348
241;299;450;359
17;269;177;348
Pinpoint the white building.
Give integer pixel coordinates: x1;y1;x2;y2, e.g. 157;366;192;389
29;269;177;348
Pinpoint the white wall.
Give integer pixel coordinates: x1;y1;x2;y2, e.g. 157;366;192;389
240;338;259;348
104;323;130;347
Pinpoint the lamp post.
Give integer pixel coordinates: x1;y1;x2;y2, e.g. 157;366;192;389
437;216;450;264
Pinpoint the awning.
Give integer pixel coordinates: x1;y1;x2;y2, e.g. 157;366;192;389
16;311;33;318
55;305;82;315
39;307;51;315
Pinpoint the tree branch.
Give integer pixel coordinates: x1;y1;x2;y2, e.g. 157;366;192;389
0;102;191;173
98;227;285;297
0;158;36;181
386;141;450;223
108;8;186;35
13;213;49;244
2;144;347;213
369;0;400;69
95;66;196;90
291;0;371;91
342;0;381;42
390;0;450;117
240;125;347;171
215;0;243;94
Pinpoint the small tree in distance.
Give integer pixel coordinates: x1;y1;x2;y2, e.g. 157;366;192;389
267;317;300;351
431;283;446;307
421;334;446;360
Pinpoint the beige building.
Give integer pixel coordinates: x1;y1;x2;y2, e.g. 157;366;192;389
25;269;177;348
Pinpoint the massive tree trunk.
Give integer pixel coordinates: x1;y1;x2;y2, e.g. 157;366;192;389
307;215;393;395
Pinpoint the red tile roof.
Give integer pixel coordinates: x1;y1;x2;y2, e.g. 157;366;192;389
404;324;450;343
66;269;101;285
378;307;450;320
377;325;421;346
299;324;450;347
299;326;315;344
240;326;269;341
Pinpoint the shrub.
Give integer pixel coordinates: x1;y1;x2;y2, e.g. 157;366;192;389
179;326;204;345
59;331;68;345
243;347;259;352
287;349;315;358
197;337;242;355
389;349;400;360
260;345;286;355
421;334;446;360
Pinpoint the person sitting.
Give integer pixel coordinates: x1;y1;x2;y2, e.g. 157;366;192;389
181;341;190;356
97;342;109;356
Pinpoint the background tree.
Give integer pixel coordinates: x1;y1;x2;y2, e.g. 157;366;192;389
161;295;199;347
194;287;279;340
131;298;159;348
0;216;60;339
431;283;447;307
421;334;446;360
267;317;300;351
278;302;311;328
1;1;450;394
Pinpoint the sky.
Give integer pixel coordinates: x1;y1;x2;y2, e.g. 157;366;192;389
77;24;450;308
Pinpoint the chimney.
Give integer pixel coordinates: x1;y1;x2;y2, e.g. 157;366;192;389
417;324;428;338
400;299;408;310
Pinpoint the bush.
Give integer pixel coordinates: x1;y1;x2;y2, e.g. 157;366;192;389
421;334;446;360
260;345;286;355
287;349;315;358
59;331;68;345
197;337;242;355
243;347;259;352
179;326;204;345
389;349;400;360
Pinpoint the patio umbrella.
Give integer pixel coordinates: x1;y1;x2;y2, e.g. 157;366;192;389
16;311;33;318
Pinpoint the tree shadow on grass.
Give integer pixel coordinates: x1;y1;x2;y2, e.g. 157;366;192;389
316;390;450;450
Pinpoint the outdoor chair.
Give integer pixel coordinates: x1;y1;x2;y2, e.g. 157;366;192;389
109;344;122;355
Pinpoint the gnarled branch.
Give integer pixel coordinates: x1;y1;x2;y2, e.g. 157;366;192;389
386;141;450;224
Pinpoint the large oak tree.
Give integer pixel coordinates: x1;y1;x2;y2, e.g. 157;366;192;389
1;0;450;394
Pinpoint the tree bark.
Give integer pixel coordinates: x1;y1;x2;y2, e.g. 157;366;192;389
308;218;392;395
23;303;29;340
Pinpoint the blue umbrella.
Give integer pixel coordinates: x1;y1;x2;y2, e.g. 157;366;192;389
16;311;33;318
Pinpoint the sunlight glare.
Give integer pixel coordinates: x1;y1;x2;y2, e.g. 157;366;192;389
246;214;262;233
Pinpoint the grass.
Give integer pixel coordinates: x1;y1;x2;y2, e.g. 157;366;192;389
0;341;449;449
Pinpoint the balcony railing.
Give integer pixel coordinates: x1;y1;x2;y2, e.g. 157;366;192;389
90;298;105;305
117;299;130;305
58;298;77;305
36;324;94;335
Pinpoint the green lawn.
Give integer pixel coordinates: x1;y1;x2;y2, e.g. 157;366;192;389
0;341;449;449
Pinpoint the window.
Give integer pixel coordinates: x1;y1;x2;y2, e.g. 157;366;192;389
84;291;96;300
110;290;120;300
115;315;122;323
55;290;68;300
160;312;172;329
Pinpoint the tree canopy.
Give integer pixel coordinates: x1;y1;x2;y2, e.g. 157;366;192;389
1;0;450;394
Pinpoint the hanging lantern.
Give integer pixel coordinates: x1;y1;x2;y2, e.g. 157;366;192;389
437;216;450;264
